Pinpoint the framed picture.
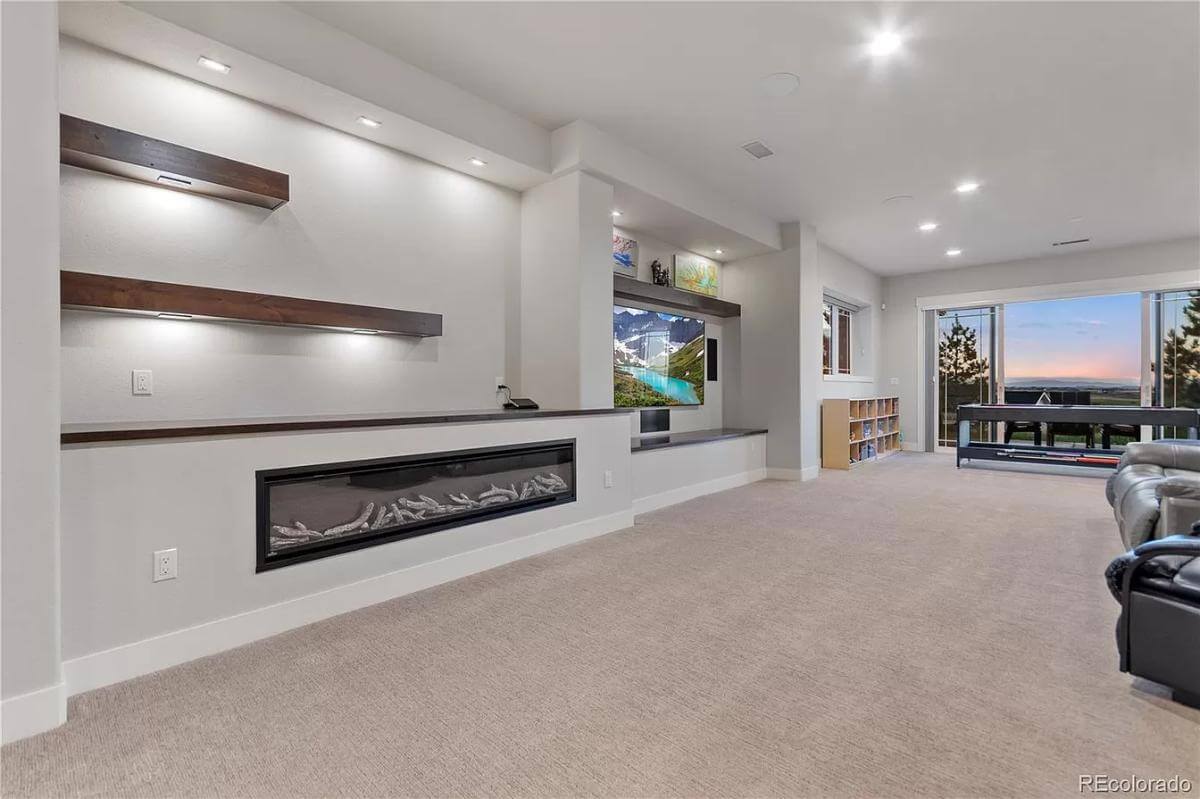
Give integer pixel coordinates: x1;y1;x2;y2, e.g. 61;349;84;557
612;233;639;277
672;253;719;296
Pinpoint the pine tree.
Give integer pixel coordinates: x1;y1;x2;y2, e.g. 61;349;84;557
938;319;990;384
1162;292;1200;408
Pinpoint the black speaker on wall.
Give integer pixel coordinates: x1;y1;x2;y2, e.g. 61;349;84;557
706;337;718;382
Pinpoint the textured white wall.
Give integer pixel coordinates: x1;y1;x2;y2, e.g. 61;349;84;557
59;38;520;423
881;236;1200;448
1;0;64;731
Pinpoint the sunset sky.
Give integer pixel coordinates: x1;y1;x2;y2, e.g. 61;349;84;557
1004;293;1140;381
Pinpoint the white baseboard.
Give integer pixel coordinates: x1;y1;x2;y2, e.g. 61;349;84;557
901;442;922;452
632;468;767;516
63;509;634;697
1;681;66;744
764;466;819;481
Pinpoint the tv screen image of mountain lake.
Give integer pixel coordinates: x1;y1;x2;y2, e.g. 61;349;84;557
613;305;704;407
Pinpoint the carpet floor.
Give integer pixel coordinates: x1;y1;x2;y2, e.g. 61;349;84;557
3;454;1198;798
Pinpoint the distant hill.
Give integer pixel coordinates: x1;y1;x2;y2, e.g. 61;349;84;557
1007;377;1139;389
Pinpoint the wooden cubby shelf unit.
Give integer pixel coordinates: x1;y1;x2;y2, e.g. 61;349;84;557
60;271;443;337
60;114;289;209
613;274;741;318
821;396;901;470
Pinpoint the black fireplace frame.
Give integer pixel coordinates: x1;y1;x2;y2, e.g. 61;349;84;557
255;439;577;572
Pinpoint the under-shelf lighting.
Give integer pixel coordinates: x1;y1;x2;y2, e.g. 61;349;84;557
156;174;193;188
157;313;194;321
352;329;379;335
197;56;231;74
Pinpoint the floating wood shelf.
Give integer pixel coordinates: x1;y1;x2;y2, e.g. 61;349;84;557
60;115;289;209
613;274;741;318
61;271;442;337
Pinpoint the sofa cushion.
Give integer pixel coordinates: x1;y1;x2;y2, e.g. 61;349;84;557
1135;556;1200;604
1109;462;1165;548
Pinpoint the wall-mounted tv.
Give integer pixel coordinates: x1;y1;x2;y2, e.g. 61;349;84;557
613;305;704;407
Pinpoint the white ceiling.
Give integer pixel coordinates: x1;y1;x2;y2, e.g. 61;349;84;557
294;1;1200;276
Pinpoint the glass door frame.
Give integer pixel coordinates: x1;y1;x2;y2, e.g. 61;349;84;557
932;304;1001;453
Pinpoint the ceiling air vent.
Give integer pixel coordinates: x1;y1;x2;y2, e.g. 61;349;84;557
1052;238;1090;247
742;140;774;159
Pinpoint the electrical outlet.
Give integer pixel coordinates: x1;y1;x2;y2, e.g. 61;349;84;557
153;548;177;582
132;369;153;396
604;469;614;488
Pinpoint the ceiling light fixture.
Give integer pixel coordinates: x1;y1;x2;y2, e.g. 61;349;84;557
714;249;724;255
357;116;382;128
197;56;231;74
955;181;980;194
918;221;939;232
760;72;801;98
467;157;487;167
156;175;192;188
157;312;194;321
867;32;902;57
611;210;622;217
945;248;963;257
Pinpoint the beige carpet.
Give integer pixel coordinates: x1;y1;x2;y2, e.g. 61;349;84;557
3;454;1198;798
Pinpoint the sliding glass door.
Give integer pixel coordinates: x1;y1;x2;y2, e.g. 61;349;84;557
935;307;997;449
1154;289;1200;438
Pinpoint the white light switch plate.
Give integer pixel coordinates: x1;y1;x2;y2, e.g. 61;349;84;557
153;548;177;582
132;369;153;396
604;469;614;488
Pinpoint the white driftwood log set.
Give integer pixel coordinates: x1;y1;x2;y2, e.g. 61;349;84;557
269;472;570;551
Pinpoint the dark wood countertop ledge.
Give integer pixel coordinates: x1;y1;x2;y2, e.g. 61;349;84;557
62;408;635;445
631;428;768;453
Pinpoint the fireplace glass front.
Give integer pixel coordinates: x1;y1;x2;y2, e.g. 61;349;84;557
257;439;576;571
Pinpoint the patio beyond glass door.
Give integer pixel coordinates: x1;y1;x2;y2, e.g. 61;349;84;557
936;307;997;449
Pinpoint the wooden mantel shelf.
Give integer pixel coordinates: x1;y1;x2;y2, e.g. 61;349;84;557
60;115;289;209
613;274;741;318
61;271;443;338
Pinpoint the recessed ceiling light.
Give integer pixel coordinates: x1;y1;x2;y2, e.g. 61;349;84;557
156;175;192;188
918;221;939;232
357;116;382;128
467;157;487;167
352;329;379;335
760;72;801;98
945;248;963;257
611;210;622;217
955;181;980;194
714;249;724;255
157;312;193;321
867;32;902;57
197;56;231;74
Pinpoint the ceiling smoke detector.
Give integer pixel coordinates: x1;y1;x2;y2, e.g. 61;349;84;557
742;140;774;160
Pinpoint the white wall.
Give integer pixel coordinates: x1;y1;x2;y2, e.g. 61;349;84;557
614;226;727;434
1;1;67;742
819;243;883;400
882;236;1200;448
59;38;520;423
518;170;615;409
60;414;633;691
631;434;766;515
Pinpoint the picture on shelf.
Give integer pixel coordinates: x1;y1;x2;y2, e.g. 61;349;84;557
650;259;670;286
672;253;719;296
613;305;704;407
612;232;639;277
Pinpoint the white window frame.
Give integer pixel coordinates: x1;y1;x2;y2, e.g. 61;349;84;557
823;298;854;376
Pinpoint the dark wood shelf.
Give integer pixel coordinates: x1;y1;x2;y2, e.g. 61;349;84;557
61;408;634;445
613;274;741;318
60;115;289;209
61;271;442;338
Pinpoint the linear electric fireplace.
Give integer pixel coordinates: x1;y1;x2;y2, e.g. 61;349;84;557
256;439;576;571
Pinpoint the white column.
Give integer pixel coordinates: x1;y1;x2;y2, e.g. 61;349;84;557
1;0;66;742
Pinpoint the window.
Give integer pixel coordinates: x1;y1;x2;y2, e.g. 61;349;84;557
823;300;853;375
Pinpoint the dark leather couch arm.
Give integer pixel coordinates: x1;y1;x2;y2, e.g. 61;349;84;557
1106;533;1200;601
